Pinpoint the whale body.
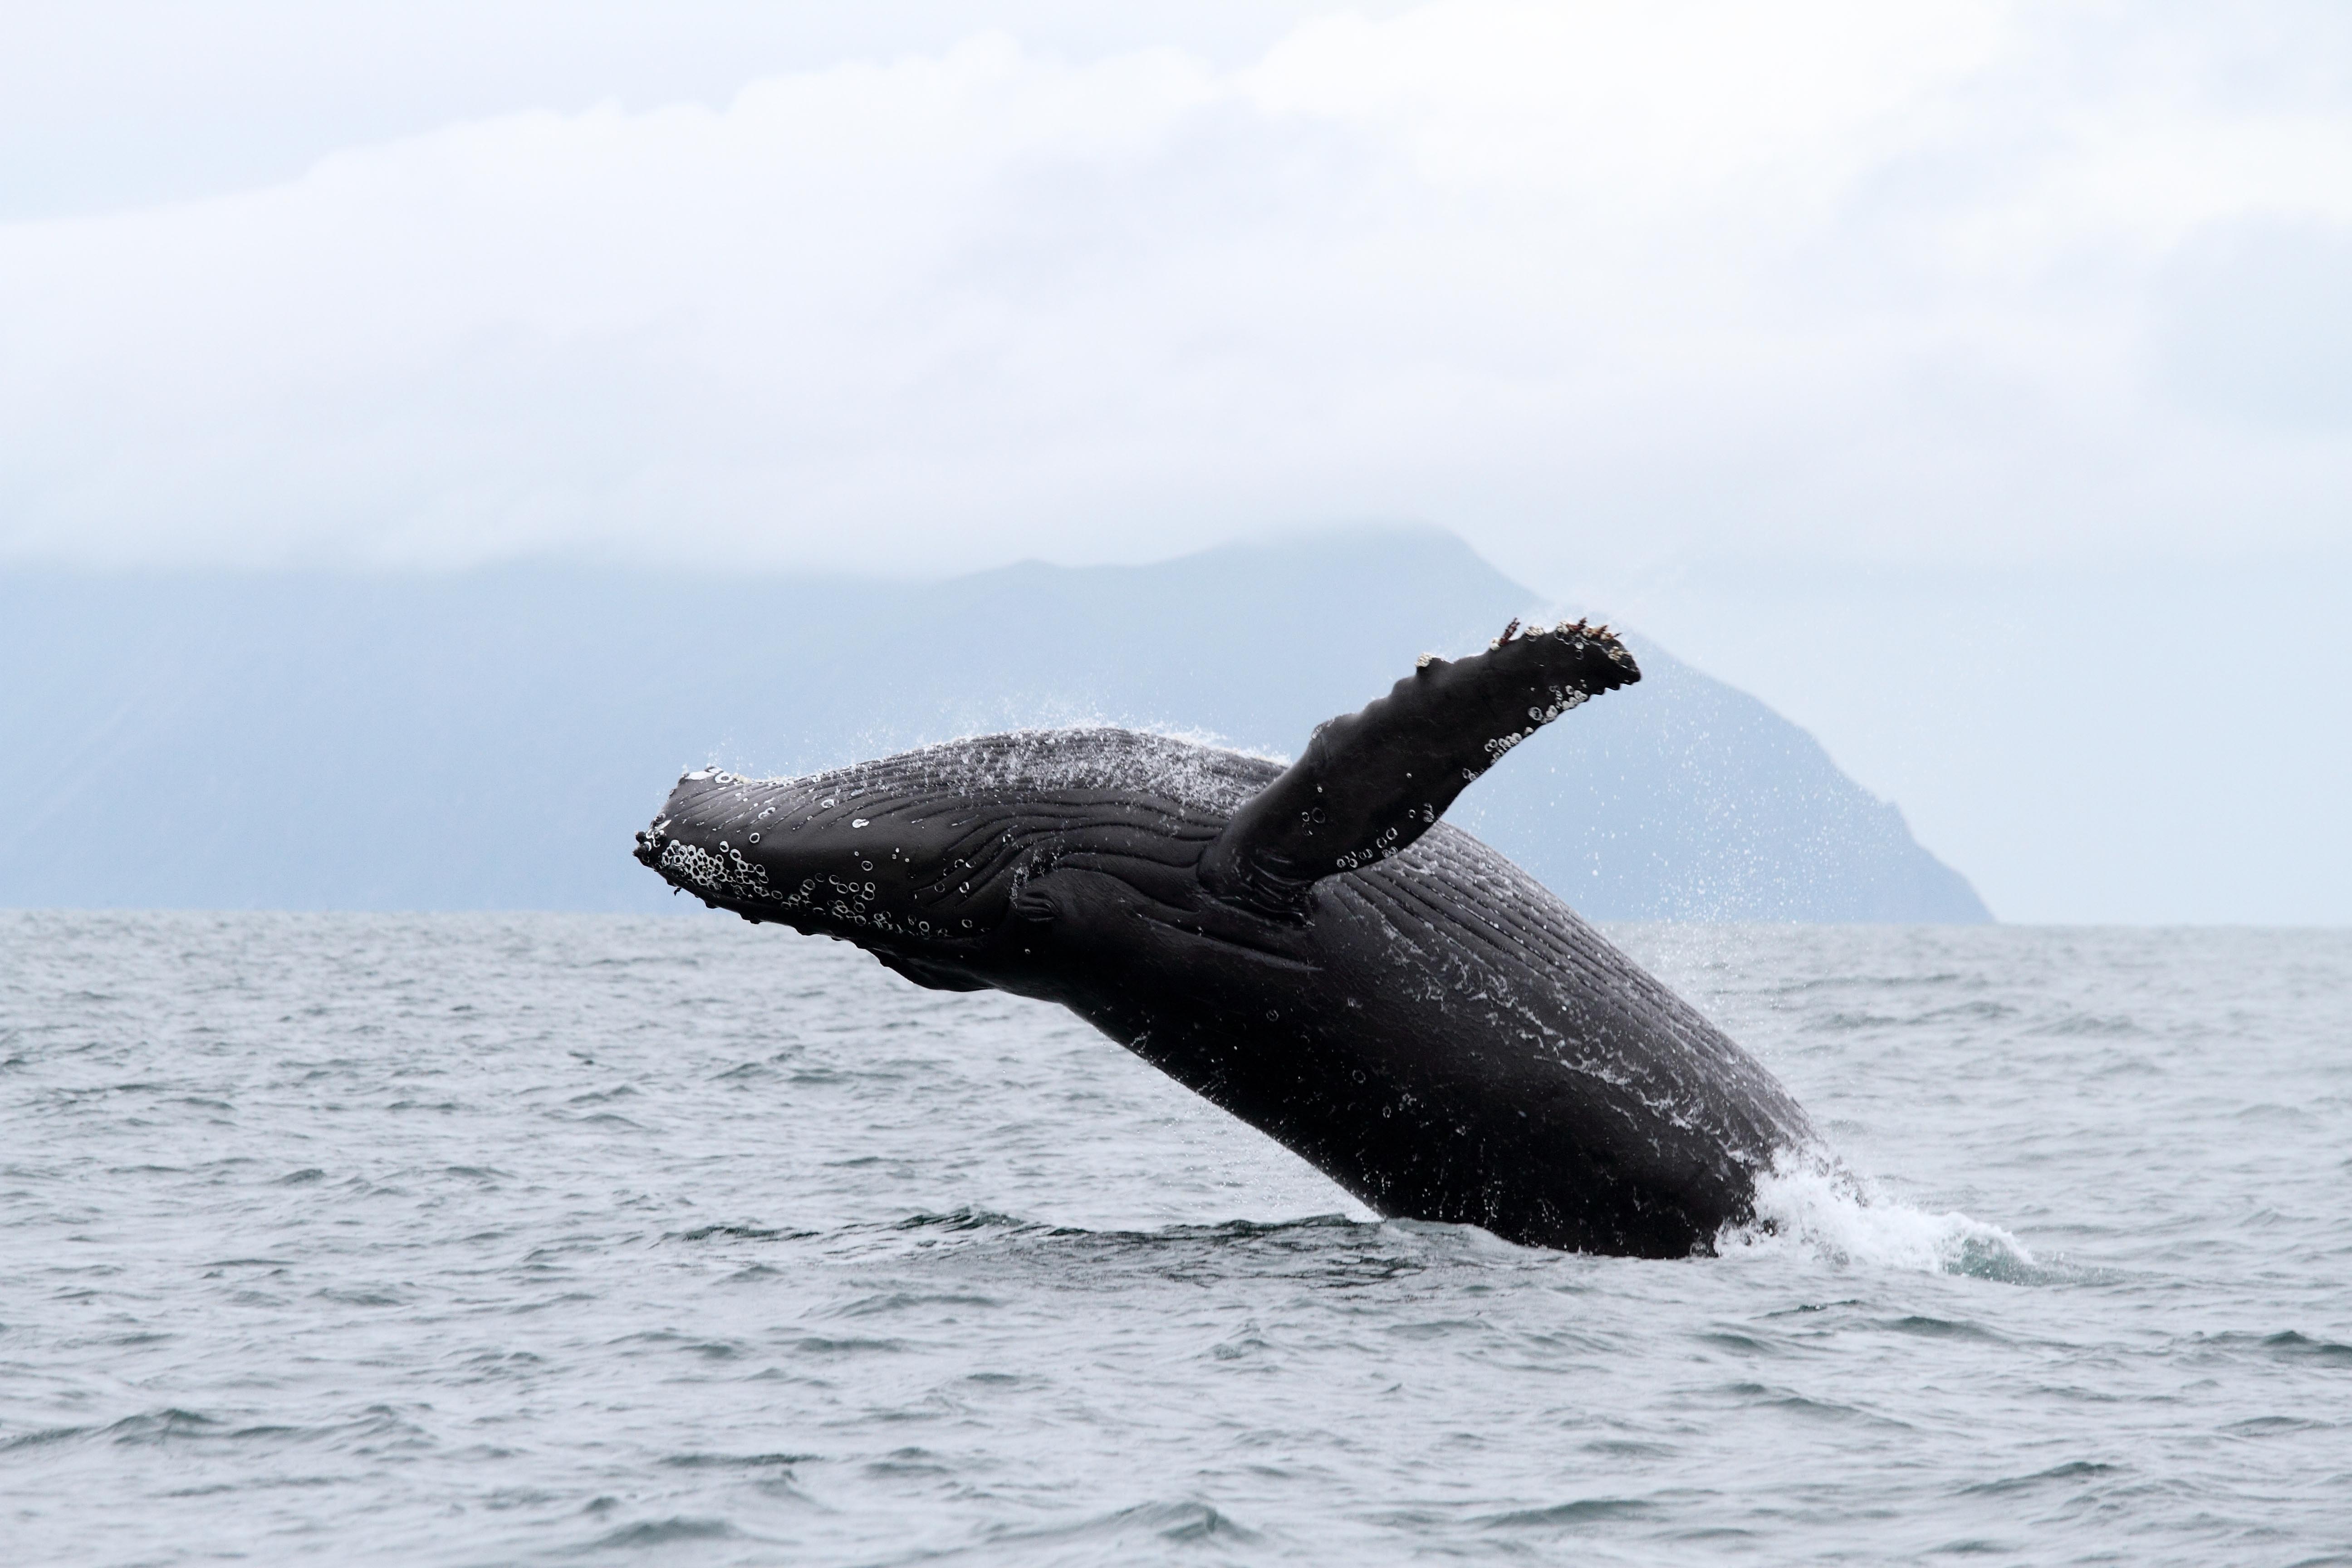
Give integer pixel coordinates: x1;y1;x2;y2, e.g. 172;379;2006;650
635;622;1816;1256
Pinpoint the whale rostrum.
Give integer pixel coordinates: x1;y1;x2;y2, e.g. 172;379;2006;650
634;621;1818;1257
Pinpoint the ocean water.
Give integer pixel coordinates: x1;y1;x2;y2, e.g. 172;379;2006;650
2;912;2347;1566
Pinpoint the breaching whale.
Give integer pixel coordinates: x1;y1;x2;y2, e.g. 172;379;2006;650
634;621;1816;1257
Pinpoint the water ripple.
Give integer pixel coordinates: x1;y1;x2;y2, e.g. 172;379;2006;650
0;912;2346;1565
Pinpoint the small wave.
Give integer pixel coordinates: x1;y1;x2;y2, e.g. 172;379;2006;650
790;1334;909;1355
982;1499;1262;1552
569;1516;740;1553
836;1290;1005;1318
2030;1013;2146;1038
0;1425;88;1455
1719;1150;2043;1281
103;1408;220;1445
1482;1496;1655;1528
1878;1314;2005;1342
892;1206;1040;1235
1960;1460;2118;1496
2259;1330;2352;1366
676;1222;813;1243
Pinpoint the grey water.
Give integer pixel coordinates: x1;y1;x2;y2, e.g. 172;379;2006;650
3;913;2347;1565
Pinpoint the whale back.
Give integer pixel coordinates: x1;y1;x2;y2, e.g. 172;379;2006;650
796;727;1280;821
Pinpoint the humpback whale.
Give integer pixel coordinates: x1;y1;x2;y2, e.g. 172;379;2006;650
634;621;1816;1257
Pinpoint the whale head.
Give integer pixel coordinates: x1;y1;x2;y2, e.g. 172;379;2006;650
632;729;1279;989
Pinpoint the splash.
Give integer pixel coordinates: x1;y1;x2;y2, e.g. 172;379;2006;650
1718;1148;2041;1282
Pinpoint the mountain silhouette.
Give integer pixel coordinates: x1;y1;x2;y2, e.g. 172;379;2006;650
0;527;1987;920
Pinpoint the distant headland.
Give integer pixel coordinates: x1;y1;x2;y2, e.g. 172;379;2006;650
0;527;1987;920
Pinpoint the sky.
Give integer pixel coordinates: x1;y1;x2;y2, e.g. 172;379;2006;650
3;1;2347;923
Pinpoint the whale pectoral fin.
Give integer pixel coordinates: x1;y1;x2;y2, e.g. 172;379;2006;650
1201;619;1639;915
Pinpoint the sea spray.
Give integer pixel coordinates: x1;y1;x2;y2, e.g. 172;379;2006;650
1719;1147;2040;1280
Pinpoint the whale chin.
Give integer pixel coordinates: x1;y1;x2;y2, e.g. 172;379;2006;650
869;949;994;992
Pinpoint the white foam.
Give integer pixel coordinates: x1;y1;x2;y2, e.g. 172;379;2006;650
1718;1147;2038;1279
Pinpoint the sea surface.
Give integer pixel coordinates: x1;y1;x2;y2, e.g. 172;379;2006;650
2;912;2347;1565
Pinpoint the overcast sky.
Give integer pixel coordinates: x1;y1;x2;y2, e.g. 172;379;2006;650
4;1;2346;922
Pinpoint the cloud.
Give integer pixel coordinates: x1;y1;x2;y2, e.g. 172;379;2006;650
2;0;2348;575
2154;217;2352;429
